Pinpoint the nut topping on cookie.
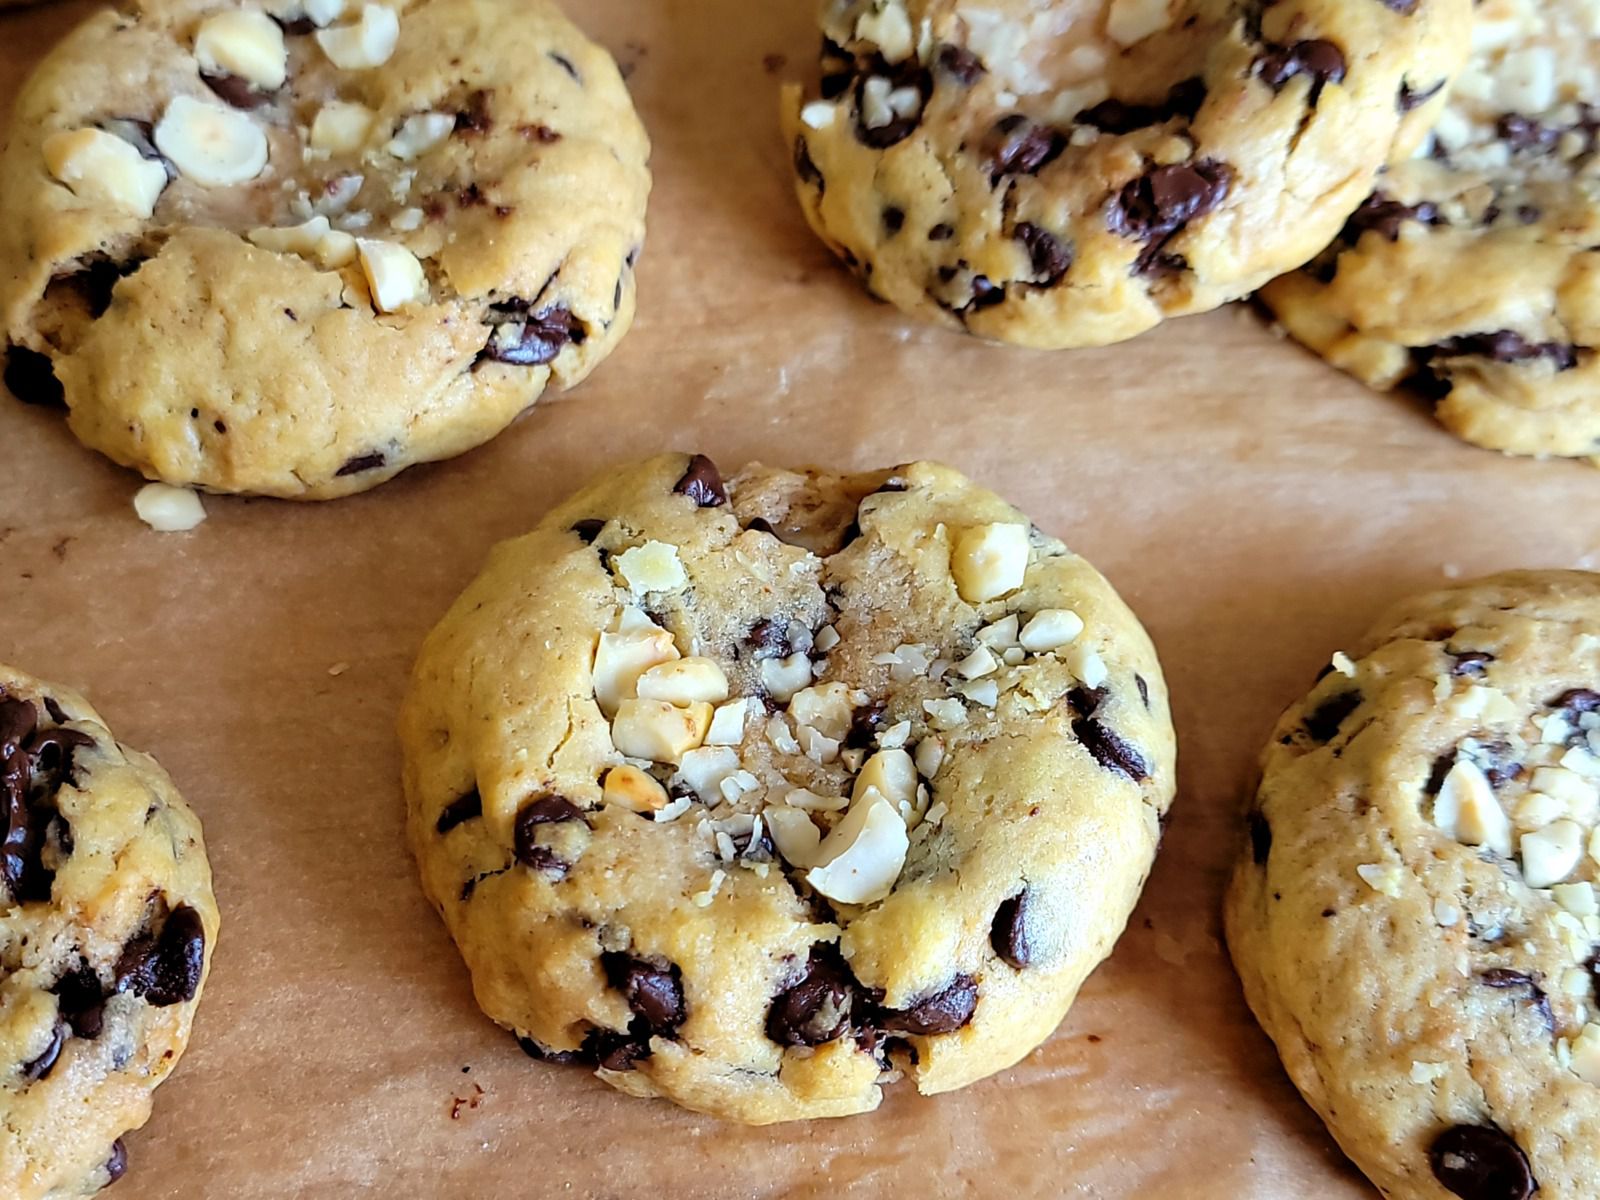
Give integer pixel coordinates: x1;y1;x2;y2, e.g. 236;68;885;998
610;699;712;764
248;216;357;268
615;541;687;595
315;3;400;69
355;238;428;311
42;129;168;217
951;522;1029;603
601;765;669;814
309;101;376;154
635;658;730;706
194;10;288;92
804;789;909;904
385;112;454;160
1432;759;1514;855
154;95;268;186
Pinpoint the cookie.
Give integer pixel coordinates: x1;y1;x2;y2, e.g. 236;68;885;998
0;0;649;499
1259;0;1600;464
0;665;217;1197
1225;570;1600;1200
400;452;1175;1123
779;0;1469;349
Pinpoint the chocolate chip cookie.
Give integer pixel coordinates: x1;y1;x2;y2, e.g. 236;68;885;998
1260;0;1600;463
779;0;1469;349
0;0;649;498
400;453;1175;1123
1225;570;1600;1200
0;665;217;1197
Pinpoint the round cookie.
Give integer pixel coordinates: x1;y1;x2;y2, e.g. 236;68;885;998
0;665;217;1197
779;0;1469;349
400;452;1175;1123
0;0;650;499
1260;0;1600;464
1226;570;1600;1200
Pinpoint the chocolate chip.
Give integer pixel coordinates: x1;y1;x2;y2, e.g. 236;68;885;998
1072;716;1149;781
853;68;931;149
846;701;885;749
1556;688;1600;713
1339;193;1440;246
589;1027;650;1071
549;52;581;83
115;904;205;1007
745;618;791;660
1450;650;1494;677
985;115;1064;180
571;518;606;543
0;695;37;758
201;71;271;109
4;346;65;409
1399;79;1445;112
454;90;492;136
928;222;954;241
53;961;106;1039
1077;77;1205;133
794;137;824;190
766;947;856;1045
1135;674;1150;708
1013;222;1072;285
1067;685;1108;718
1255;40;1346;102
1249;811;1272;865
520;123;561;143
20;1018;66;1082
935;43;984;85
990;890;1035;968
480;304;585;366
881;975;978;1035
517;1034;590;1065
335;452;386;477
1497;114;1558;153
1429;1124;1535;1200
41;698;68;725
104;1140;128;1185
64;258;142;319
1107;161;1232;266
882;205;905;234
1424;750;1456;796
436;789;483;834
1428;330;1578;371
1303;690;1361;742
674;454;727;507
1379;0;1419;11
512;796;586;875
964;275;1005;312
601;953;685;1034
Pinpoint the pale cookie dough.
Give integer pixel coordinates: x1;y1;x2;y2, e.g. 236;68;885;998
1260;0;1600;464
1226;570;1600;1200
0;665;217;1197
780;0;1469;349
400;452;1176;1123
0;0;649;498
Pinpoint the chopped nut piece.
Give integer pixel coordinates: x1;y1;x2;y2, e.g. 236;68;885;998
615;541;687;595
953;645;999;679
703;699;748;746
788;682;853;740
1432;899;1461;927
1522;819;1584;888
813;625;841;653
592;614;680;717
1066;644;1108;689
799;100;835;130
759;652;812;703
914;737;945;779
923;697;967;730
610;699;712;765
154;95;268;187
1410;1060;1449;1084
691;867;727;907
1571;1022;1600;1084
855;3;913;60
636;656;730;706
765;806;822;867
133;483;206;532
1355;862;1403;897
951;523;1030;603
316;3;400;69
783;787;847;813
310;100;375;154
1019;609;1084;653
602;764;668;813
1329;651;1358;679
805;793;909;904
877;719;911;749
42;128;168;217
853;748;917;809
977;615;1021;649
247;215;357;268
1106;0;1173;46
195;9;288;91
672;746;739;803
955;678;999;707
1432;759;1513;856
1554;881;1598;917
796;725;841;764
385;112;454;159
765;714;801;756
355;237;428;311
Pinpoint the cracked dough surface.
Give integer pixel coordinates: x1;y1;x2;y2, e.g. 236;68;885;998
0;0;649;498
0;664;217;1199
400;452;1176;1123
1226;570;1600;1200
781;0;1468;349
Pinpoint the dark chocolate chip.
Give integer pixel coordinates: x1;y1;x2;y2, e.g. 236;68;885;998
53;961;106;1039
1429;1124;1535;1200
104;1140;128;1185
881;975;978;1034
1072;716;1149;781
454;89;493;136
1427;330;1577;371
1399;79;1445;112
990;890;1035;968
882;205;905;234
480;305;585;366
115;904;205;1007
1067;685;1108;718
590;1026;650;1070
674;454;727;507
436;789;483;834
1304;690;1362;742
571;518;606;543
745;619;791;660
846;701;886;750
1249;811;1272;865
1424;750;1456;796
852;65;932;149
1341;192;1440;243
766;947;856;1045
1077;77;1205;133
65;258;143;318
517;1034;590;1065
201;71;271;110
0;695;37;758
1135;674;1150;708
20;1018;66;1082
601;953;684;1034
335;452;386;477
794;137;824;190
4;346;65;408
1107;161;1232;261
935;43;984;85
1449;650;1494;677
549;52;581;83
928;222;954;241
1557;688;1600;713
1013;222;1072;284
985;115;1065;180
1497;114;1558;153
963;275;1005;312
1379;0;1419;12
1255;40;1346;103
512;796;586;875
41;697;68;725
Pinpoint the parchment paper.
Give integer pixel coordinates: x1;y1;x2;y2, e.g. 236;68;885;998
5;2;1600;1195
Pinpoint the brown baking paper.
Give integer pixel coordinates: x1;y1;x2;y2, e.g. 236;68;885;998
4;2;1600;1196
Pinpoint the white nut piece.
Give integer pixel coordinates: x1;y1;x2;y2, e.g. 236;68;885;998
1019;609;1085;652
615;541;688;595
759;652;813;703
765;806;823;868
672;746;739;804
852;747;917;808
355;238;428;311
385;112;454;159
154;95;268;187
952;645;998;680
133;483;207;532
247;215;357;268
316;3;400;70
42;128;168;218
592;618;680;717
601;764;668;814
951;522;1029;603
195;10;288;91
635;657;729;706
854;3;914;61
310;101;376;154
703;699;748;746
609;699;712;765
1522;819;1584;888
1105;0;1173;46
1431;759;1513;856
805;792;910;904
1572;1022;1600;1085
787;682;854;740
